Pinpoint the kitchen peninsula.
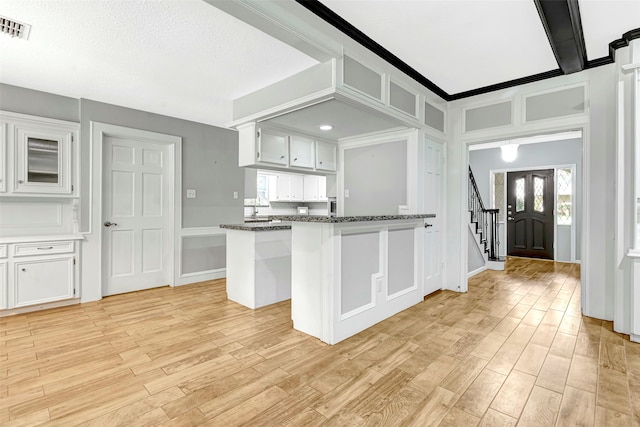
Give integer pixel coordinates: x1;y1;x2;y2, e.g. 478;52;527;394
220;222;292;309
221;214;435;344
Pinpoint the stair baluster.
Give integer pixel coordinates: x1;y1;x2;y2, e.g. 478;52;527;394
468;166;500;261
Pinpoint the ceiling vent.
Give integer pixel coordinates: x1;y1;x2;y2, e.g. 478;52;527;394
0;16;31;40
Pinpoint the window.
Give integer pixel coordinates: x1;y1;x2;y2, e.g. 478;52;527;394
557;168;572;225
534;177;544;212
257;173;268;203
493;172;505;221
515;178;525;212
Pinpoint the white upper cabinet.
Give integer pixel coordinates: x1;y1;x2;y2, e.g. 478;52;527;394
15;126;72;194
289;174;304;201
0;112;78;197
0;123;6;193
289;135;315;169
303;175;328;202
238;122;337;174
275;174;290;201
318;176;327;201
316;141;337;172
257;128;288;165
303;175;319;201
274;173;304;201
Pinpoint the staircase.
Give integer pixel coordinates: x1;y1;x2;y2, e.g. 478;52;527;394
468;166;505;271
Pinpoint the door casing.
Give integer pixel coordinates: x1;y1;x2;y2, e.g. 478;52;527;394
88;122;182;299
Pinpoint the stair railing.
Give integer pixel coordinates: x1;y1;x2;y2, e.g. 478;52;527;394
468;166;500;260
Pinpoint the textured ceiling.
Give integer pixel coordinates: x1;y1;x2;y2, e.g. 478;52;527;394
0;0;318;126
0;0;637;129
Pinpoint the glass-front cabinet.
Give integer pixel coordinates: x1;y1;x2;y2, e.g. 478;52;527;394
0;122;6;193
636;69;640;250
14;124;73;194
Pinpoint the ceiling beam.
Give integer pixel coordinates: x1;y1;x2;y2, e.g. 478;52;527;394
534;0;587;74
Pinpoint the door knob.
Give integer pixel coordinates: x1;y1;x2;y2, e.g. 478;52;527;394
508;217;515;221
104;221;118;227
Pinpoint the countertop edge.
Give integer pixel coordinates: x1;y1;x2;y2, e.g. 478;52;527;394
220;224;292;232
268;214;436;223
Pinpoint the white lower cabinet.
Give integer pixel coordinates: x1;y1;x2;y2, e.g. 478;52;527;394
1;237;80;314
0;261;7;310
14;256;74;307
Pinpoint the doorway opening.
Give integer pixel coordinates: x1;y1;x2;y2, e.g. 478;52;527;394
468;131;582;269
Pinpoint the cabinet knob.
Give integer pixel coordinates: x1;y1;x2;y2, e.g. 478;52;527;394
21;268;26;272
294;158;298;162
17;179;24;184
319;161;323;164
280;155;285;159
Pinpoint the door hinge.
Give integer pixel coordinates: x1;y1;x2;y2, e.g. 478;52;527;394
71;134;74;143
257;152;260;159
256;130;261;138
73;257;76;265
73;288;76;295
71;184;74;192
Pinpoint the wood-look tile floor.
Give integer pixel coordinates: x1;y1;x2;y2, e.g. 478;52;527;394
1;257;639;426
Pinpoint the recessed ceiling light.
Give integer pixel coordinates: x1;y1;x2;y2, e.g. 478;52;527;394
319;124;333;131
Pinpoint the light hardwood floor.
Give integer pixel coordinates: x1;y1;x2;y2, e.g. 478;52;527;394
1;257;639;426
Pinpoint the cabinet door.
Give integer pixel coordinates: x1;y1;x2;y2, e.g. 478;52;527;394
276;174;290;200
290;136;315;169
318;176;327;201
316;141;337;172
289;175;304;201
14;256;74;307
0;122;6;193
14;126;72;194
303;175;319;201
0;261;6;309
267;175;279;201
258;129;288;165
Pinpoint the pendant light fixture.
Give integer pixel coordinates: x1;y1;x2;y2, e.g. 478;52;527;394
501;144;519;162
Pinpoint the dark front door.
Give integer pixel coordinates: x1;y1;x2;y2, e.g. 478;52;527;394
506;169;554;259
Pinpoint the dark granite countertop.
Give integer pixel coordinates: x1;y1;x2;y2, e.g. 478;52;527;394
220;222;292;231
268;214;436;223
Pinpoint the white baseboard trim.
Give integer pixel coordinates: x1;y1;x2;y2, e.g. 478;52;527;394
0;298;80;317
631;333;640;343
467;265;487;278
487;259;505;271
175;269;226;286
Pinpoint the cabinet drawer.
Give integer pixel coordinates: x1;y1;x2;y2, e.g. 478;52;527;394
0;245;6;259
13;241;74;257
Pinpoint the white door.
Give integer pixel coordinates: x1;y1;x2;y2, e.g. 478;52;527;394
424;138;444;295
103;136;172;296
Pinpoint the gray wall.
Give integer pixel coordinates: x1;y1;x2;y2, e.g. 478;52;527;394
469;138;582;259
343;140;407;216
0;83;79;122
80;99;243;228
0;84;243;229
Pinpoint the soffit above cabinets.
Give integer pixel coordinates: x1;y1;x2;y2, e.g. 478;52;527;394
262;98;405;140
